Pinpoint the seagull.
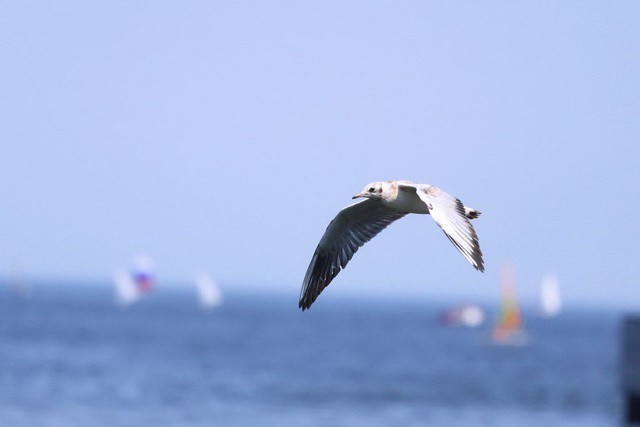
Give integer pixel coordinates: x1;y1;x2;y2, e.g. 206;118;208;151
299;180;484;310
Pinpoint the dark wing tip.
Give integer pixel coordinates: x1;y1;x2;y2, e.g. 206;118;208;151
299;295;313;311
299;251;334;311
470;241;485;273
298;200;407;311
299;293;313;311
299;286;323;310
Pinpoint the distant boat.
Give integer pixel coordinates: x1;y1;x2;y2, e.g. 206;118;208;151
491;264;527;344
539;274;561;318
194;272;223;310
114;255;156;307
438;304;485;328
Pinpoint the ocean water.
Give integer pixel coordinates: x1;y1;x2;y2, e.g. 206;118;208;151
0;285;623;426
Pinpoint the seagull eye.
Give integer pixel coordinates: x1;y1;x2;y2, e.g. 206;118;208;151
369;187;375;192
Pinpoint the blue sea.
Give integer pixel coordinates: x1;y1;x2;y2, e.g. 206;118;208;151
0;285;624;426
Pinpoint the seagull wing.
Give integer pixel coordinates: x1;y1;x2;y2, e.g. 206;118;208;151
402;184;484;272
299;199;406;310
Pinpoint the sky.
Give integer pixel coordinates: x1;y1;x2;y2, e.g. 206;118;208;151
1;2;639;308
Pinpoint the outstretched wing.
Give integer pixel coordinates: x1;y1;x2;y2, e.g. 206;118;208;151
299;199;406;310
403;184;484;272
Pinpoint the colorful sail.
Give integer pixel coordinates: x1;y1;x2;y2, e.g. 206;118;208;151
114;255;156;307
131;255;156;293
491;264;523;343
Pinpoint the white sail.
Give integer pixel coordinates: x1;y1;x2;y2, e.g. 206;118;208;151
194;272;223;309
459;304;485;327
113;269;142;306
540;274;561;317
439;304;485;327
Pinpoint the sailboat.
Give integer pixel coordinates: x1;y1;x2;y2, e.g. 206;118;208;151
114;255;156;307
438;304;485;327
194;271;223;310
491;264;527;344
539;274;561;318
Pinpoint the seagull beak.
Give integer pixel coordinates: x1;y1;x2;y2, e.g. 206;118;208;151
352;193;365;199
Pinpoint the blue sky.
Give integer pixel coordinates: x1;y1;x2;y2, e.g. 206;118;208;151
1;2;639;308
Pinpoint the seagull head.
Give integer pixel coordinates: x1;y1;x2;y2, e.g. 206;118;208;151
353;181;388;200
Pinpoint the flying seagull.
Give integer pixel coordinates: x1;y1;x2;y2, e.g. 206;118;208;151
299;180;484;310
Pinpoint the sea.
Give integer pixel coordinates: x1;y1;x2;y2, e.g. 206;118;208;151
0;284;627;426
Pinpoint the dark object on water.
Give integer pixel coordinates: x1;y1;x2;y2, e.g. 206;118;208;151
621;316;640;424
